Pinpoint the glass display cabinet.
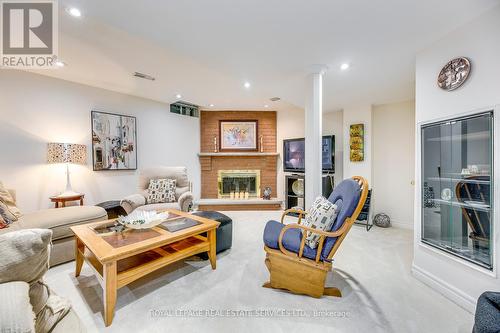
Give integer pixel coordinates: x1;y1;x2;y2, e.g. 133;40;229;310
421;112;493;270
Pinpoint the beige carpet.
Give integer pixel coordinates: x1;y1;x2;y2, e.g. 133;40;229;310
45;211;473;332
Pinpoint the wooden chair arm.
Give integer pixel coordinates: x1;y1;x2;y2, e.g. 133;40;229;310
280;208;307;225
277;221;351;263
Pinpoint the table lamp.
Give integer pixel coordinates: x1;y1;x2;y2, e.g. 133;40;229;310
47;143;87;197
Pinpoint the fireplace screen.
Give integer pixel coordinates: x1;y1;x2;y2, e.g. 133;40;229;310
218;170;261;199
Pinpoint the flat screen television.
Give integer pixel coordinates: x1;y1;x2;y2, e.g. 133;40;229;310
283;136;335;173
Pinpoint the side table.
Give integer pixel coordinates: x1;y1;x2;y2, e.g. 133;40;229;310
50;194;84;208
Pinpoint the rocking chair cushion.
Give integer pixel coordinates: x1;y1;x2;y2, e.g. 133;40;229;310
320;178;361;258
263;220;318;260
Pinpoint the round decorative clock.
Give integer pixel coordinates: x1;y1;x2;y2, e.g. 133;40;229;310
437;57;471;91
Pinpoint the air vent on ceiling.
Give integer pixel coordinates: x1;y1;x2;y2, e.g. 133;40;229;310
170;101;199;118
133;72;155;81
270;97;281;102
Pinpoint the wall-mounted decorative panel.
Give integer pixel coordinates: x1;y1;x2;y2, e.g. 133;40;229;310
349;123;364;162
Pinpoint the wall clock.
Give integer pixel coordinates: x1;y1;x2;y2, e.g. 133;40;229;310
437;57;471;91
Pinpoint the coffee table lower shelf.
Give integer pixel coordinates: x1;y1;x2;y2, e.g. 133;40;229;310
78;235;209;289
72;209;220;327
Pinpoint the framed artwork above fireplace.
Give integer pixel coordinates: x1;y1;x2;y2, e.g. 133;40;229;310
219;120;258;151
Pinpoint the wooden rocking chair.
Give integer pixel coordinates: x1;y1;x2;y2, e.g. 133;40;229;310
262;176;369;298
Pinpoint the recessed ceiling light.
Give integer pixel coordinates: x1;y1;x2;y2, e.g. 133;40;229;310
209;104;215;107
67;7;82;17
244;82;251;89
175;94;182;99
340;63;350;71
54;60;65;67
264;104;269;108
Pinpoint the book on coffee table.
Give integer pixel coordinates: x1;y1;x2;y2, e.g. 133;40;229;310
158;216;201;232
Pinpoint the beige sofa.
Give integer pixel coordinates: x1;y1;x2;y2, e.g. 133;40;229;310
0;229;85;333
121;166;194;214
0;189;107;266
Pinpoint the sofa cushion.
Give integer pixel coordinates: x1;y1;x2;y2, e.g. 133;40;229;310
19;206;107;240
0;229;52;284
263;220;318;260
0;230;76;333
0;281;35;333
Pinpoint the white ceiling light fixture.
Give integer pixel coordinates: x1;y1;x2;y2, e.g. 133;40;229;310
209;104;215;107
340;63;350;71
54;60;66;67
264;104;269;108
244;82;251;89
67;7;82;17
175;94;182;99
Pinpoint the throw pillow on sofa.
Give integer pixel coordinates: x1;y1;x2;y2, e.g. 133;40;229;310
0;215;8;229
147;178;176;204
0;229;71;333
0;181;22;223
302;196;340;249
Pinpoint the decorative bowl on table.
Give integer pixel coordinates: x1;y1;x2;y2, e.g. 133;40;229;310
117;210;168;229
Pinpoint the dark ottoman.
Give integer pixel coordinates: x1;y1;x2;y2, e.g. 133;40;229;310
96;200;127;219
192;211;233;256
473;291;500;333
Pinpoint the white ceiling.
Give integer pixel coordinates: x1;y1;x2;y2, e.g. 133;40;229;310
33;0;499;112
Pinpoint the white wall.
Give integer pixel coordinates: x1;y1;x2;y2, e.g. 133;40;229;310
323;111;344;183
343;104;373;185
373;101;415;229
0;71;200;212
276;106;304;201
413;5;500;312
276;108;344;202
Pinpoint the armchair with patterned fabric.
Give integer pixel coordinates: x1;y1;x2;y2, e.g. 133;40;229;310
262;176;369;298
120;166;194;214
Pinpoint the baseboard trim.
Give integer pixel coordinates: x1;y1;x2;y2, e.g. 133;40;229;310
412;264;476;313
388;219;413;230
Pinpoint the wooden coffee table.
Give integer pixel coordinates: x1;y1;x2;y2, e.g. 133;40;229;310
71;209;220;326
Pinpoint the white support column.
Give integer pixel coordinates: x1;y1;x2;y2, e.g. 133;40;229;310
305;65;328;206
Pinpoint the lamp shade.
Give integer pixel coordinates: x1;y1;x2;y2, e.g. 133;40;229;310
47;143;87;165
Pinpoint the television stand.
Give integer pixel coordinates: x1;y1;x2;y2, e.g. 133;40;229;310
284;174;335;214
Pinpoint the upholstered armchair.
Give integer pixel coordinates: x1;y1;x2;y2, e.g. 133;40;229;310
262;176;368;298
121;166;194;214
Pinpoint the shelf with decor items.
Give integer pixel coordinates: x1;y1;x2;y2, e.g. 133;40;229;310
198;152;279;157
421;111;493;270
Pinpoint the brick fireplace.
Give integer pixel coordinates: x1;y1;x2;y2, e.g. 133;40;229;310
198;110;281;210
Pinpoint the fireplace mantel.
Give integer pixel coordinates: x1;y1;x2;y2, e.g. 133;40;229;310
198;152;279;157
